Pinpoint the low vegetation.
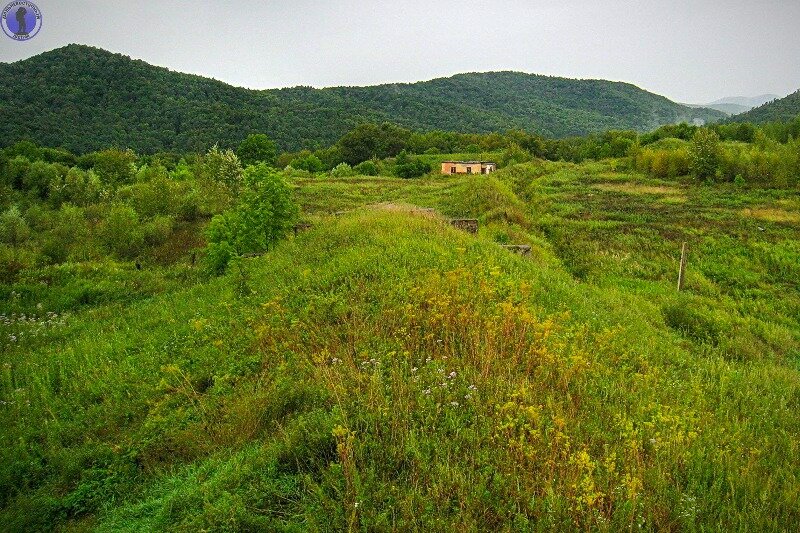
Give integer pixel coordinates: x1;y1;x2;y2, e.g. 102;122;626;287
1;114;799;529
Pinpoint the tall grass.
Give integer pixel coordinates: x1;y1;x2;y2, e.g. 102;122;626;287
2;161;799;530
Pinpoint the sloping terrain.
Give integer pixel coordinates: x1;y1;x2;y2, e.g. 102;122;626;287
0;44;723;153
2;162;799;530
729;89;800;123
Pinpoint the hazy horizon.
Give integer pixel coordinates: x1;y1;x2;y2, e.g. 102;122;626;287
1;0;798;104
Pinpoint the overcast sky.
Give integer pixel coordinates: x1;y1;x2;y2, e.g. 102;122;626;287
1;0;798;103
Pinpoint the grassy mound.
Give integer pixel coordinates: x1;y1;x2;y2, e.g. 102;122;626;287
2;207;799;530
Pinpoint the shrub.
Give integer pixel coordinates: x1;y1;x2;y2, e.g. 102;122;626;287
41;204;89;263
394;151;431;179
353;160;378;176
177;189;201;222
291;152;324;173
143;215;174;247
60;167;103;206
23;161;61;199
99;205;145;259
689;129;721;181
85;149;136;187
330;163;355;178
0;244;36;283
134;163;169;183
498;142;532;168
205;164;297;273
118;176;183;218
633;147;689;179
2;156;30;189
0;205;31;245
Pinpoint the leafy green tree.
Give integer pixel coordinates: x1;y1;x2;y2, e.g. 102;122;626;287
85;149;136;187
205;164;297;273
316;145;344;170
118;176;180;218
203;145;244;191
60;167;103;206
498;143;532;167
330;162;355;177
337;123;411;165
4;156;31;189
23;161;61;199
394;151;432;179
689;129;721;180
4;140;42;161
353;160;379;176
237;134;277;167
134;163;169;183
171;159;194;181
291;152;324;173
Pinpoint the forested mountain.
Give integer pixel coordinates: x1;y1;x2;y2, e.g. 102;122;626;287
728;90;800;124
0;44;724;154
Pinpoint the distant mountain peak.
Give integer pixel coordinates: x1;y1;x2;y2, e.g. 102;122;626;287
709;95;781;107
728;89;800;123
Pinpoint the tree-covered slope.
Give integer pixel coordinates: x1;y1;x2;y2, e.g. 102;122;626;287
0;44;724;154
729;90;800;123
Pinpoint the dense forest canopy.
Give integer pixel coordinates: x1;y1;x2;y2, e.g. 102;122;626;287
0;44;725;154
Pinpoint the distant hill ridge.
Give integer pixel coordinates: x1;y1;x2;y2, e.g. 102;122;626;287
728;90;800;124
710;95;779;107
0;44;725;153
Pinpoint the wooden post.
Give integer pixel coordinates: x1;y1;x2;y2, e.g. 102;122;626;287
677;242;688;291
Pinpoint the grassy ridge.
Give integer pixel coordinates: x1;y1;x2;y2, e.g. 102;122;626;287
2;163;800;530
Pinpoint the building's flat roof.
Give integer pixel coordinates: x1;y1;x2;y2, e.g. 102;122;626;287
441;160;497;164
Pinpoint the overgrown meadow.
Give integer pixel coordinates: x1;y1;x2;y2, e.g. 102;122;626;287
1;130;800;530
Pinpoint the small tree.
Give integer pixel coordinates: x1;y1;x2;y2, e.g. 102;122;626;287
4;156;31;189
100;205;145;259
291;152;324;173
498;142;532;167
689;129;721;181
203;145;244;191
0;206;31;245
330;162;355;177
205;164;297;274
237;134;278;167
23;161;60;200
394;151;431;179
353;160;379;176
88;148;137;187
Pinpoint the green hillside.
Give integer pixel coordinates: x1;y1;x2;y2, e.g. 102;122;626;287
2;157;800;530
729;90;800;123
0;44;723;154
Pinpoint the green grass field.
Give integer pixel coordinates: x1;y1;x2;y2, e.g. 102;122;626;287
2;161;799;530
